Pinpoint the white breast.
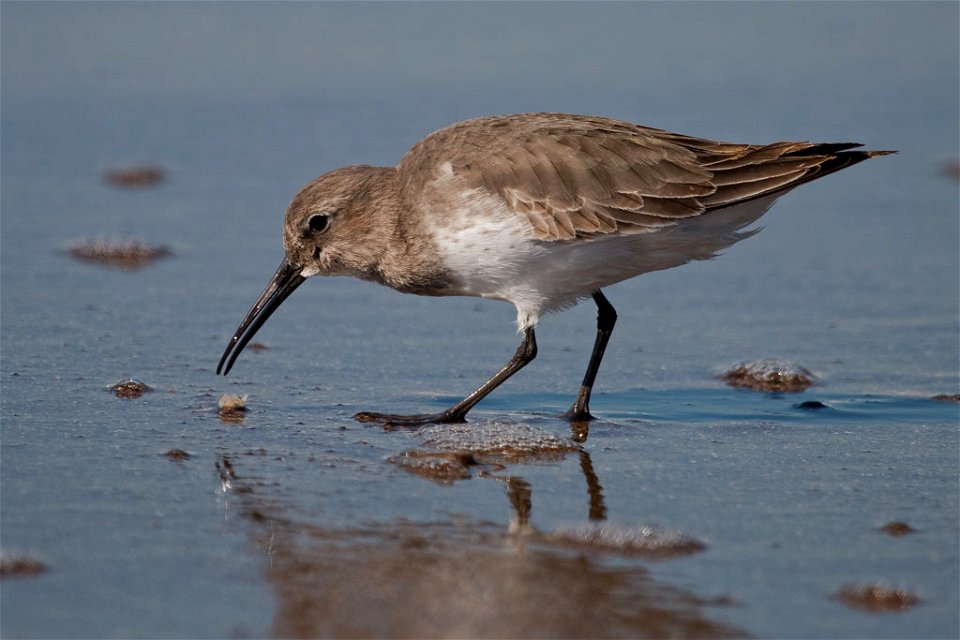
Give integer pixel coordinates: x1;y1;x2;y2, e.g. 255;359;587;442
423;163;780;330
423;177;547;328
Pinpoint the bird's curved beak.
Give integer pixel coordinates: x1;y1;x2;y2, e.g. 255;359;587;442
217;258;306;375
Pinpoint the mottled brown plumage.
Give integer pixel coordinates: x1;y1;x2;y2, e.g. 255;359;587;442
400;113;892;240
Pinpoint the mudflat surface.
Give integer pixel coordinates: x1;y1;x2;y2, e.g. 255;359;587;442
2;3;958;638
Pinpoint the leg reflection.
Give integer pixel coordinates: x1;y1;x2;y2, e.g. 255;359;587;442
504;476;532;533
579;449;608;522
498;448;607;531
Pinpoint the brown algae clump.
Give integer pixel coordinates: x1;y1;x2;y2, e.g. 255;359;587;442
722;359;814;392
930;393;959;403
389;451;477;485
68;239;172;270
110;378;151;398
104;165;166;188
547;522;706;559
417;422;579;461
0;552;48;578
391;422;580;484
832;584;919;612
164;449;191;460
880;522;917;537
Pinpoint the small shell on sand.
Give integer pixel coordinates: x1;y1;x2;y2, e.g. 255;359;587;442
110;378;151;399
104;165;166;188
722;359;814;392
68;239;172;270
218;394;248;422
219;394;248;412
832;584;919;612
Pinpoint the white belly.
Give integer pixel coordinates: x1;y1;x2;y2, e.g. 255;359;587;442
425;170;779;329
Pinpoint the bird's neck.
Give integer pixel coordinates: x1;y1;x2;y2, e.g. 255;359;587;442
358;168;455;295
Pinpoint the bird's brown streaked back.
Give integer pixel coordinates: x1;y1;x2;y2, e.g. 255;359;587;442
398;113;895;241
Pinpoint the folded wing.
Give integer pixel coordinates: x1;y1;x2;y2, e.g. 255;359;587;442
400;113;893;241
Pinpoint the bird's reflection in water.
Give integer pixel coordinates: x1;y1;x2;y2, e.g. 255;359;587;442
503;476;532;532
392;419;608;524
569;420;608;518
379;418;705;562
579;446;608;522
216;419;739;639
497;447;605;539
570;417;590;443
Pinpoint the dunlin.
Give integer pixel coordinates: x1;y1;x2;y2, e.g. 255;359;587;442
217;112;892;424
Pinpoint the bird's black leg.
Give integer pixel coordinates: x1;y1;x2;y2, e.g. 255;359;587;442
354;327;538;426
565;291;617;422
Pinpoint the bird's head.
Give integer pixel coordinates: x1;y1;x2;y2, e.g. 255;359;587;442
217;165;396;375
283;165;394;279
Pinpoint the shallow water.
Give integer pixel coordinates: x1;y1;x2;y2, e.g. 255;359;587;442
2;3;958;638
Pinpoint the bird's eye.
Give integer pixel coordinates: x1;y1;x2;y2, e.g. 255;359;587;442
308;214;329;233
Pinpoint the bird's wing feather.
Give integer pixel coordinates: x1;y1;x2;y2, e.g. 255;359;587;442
399;113;891;241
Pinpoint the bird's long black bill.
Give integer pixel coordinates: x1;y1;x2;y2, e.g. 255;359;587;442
217;258;306;375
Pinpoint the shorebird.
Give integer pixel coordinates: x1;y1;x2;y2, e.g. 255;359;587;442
217;112;892;425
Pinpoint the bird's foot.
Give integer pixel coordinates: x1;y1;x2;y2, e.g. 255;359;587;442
561;407;594;443
561;407;594;422
353;410;467;427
